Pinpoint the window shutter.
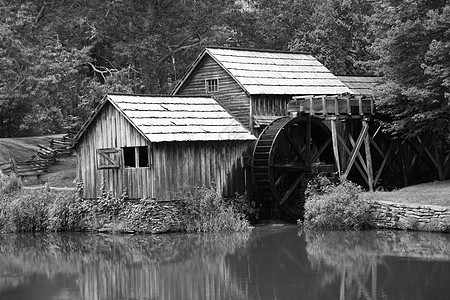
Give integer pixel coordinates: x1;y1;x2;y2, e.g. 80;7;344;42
97;148;121;169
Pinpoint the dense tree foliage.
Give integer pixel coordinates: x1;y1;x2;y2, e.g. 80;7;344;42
0;0;448;140
370;0;450;140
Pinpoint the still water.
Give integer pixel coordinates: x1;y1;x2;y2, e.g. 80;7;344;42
0;226;449;300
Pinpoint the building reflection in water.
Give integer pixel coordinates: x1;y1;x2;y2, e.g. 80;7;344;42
0;232;250;300
1;227;450;300
303;229;450;300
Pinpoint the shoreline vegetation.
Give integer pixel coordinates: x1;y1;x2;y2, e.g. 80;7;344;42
1;136;449;234
0;175;254;234
301;176;450;233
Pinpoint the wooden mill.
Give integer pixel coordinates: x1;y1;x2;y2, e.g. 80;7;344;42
71;47;448;218
173;47;449;218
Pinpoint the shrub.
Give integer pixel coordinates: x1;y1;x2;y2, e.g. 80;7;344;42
229;193;259;224
302;176;371;230
181;186;250;233
0;172;22;195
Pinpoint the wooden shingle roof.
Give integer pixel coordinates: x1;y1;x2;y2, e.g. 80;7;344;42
336;76;378;95
75;94;256;144
174;47;352;95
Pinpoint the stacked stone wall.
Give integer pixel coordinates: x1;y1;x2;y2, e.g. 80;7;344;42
369;201;450;233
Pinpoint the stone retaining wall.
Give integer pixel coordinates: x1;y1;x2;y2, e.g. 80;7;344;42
369;201;450;232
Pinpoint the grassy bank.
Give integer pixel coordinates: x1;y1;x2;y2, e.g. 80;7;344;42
363;180;450;208
0;135;77;188
301;176;450;232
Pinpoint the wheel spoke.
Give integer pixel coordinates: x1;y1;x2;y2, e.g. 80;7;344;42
279;174;304;205
281;128;305;163
312;137;332;162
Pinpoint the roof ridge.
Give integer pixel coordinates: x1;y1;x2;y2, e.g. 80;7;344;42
108;93;213;98
206;46;311;55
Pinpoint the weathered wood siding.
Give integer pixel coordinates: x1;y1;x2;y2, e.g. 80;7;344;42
176;56;252;129
153;140;251;200
252;95;292;116
75;102;151;199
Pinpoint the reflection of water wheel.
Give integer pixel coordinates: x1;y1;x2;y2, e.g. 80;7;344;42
252;115;335;218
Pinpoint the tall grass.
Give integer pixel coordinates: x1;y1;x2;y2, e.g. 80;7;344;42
0;183;252;233
181;186;251;233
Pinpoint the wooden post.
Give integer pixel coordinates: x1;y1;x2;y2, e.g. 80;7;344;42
306;115;312;163
9;158;17;174
334;97;339;116
370;96;375;115
321;96;326;116
309;96;315;115
346;95;351;116
357;96;363;115
330;117;341;175
363;119;374;191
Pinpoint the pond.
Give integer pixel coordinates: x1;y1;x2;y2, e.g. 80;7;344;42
0;226;449;300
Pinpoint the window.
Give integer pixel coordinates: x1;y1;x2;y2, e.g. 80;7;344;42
123;146;150;168
205;78;219;93
97;148;120;169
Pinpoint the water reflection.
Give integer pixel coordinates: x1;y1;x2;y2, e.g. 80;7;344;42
0;227;449;300
304;230;450;300
0;232;250;300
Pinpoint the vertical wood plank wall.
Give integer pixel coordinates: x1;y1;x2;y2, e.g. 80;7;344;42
76;102;253;200
175;56;252;129
153;141;251;200
252;95;292;117
76;102;151;199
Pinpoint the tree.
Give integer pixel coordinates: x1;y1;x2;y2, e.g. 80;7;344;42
0;1;93;136
370;0;450;140
289;0;375;75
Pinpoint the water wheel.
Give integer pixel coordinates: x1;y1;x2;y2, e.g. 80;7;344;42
252;115;335;218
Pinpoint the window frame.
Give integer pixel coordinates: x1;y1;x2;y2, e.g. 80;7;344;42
122;146;150;169
205;78;219;93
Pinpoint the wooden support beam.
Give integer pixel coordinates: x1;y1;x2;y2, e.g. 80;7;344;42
334;97;339;116
373;142;394;186
443;153;450;179
363;119;374;191
404;133;433;176
330;117;341;174
348;132;369;173
322;96;326;116
306;115;312;164
424;146;443;180
343;121;369;181
398;142;408;186
337;129;368;184
345;95;351;116
357;96;363;116
370;97;375;115
309;96;315;115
